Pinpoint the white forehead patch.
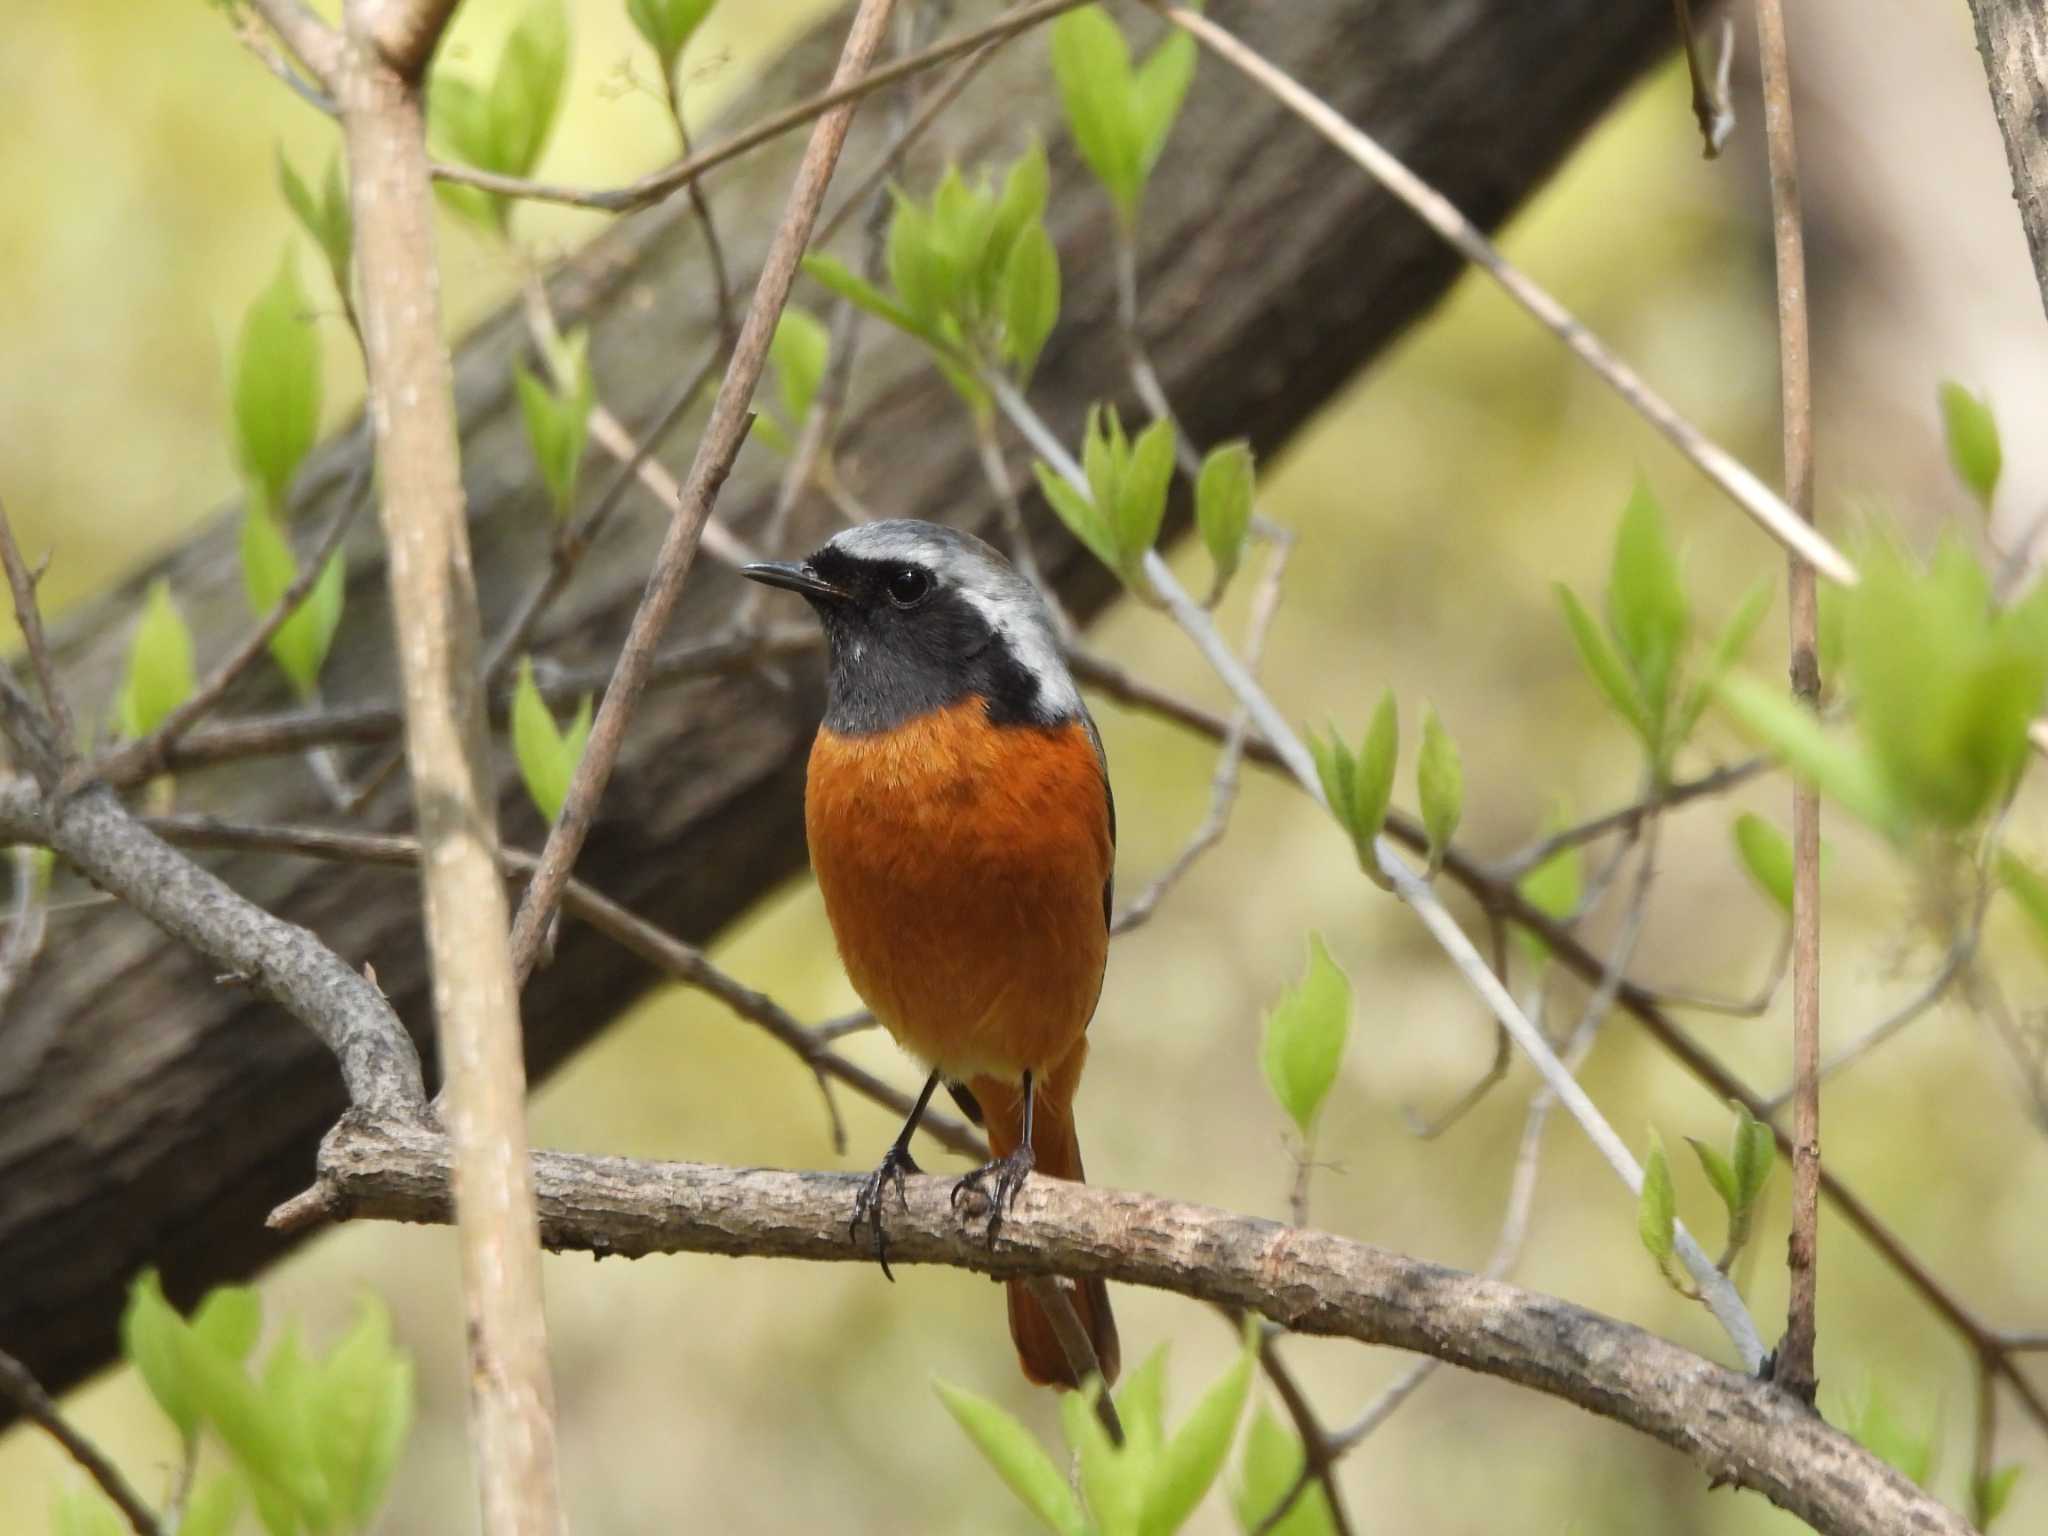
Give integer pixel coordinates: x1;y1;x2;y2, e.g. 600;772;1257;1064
826;521;1083;720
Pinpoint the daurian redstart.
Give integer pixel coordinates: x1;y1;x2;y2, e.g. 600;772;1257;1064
743;520;1120;1389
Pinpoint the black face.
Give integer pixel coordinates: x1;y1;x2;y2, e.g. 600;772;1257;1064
742;545;1046;734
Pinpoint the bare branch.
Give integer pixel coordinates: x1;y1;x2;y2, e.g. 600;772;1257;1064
248;0;342;87
0;1346;162;1536
349;0;459;80
1670;1;1735;155
1489;757;1768;879
305;1116;1971;1536
1153;3;1857;588
0;502;74;769
1965;0;2048;323
507;0;903;983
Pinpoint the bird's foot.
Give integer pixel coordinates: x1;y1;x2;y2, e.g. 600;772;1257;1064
951;1144;1035;1247
851;1141;922;1282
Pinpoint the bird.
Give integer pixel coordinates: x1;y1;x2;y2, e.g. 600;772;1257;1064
742;519;1120;1390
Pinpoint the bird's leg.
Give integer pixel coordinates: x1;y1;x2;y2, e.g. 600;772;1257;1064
852;1068;940;1282
952;1069;1036;1247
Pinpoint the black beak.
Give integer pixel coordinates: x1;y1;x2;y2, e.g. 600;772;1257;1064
740;561;847;601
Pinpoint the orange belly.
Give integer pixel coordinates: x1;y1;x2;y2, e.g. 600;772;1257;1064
805;699;1111;1080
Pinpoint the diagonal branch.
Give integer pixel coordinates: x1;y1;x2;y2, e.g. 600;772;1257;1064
1965;0;2048;323
506;0;902;982
307;1116;1970;1536
0;1347;162;1536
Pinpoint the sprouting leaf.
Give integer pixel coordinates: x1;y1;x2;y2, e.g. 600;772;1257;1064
50;1489;127;1536
1687;1137;1738;1215
1117;415;1176;569
934;1378;1087;1536
193;1286;263;1364
769;306;831;433
1050;6;1142;225
1939;380;2001;510
1130;30;1196;179
1714;673;1903;839
1195;441;1254;595
1514;806;1583;967
428;76;506;232
989;140;1051;279
1000;221;1061;380
122;1269;201;1441
1260;934;1352;1138
1350;690;1399;869
1557;585;1648;741
1732;813;1795;916
1034;460;1119;575
1140;1340;1252;1536
1233;1408;1336;1536
802;252;936;347
1637;1129;1676;1263
313;1296;415;1527
491;0;570;181
1975;1462;2023;1529
627;0;718;88
1606;481;1690;759
180;1474;246;1536
241;509;345;697
1417;704;1463;874
1676;576;1772;746
233;247;323;515
278;149;352;302
117;581;197;740
515;329;595;520
1731;1100;1774;1214
1117;1345;1170;1468
511;656;590;824
1060;1383;1141;1536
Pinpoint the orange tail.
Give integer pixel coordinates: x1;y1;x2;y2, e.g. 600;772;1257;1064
971;1065;1120;1390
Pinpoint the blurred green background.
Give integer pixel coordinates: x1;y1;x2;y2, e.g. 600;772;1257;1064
3;0;2045;1531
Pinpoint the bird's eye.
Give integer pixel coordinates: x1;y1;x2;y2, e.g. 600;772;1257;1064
885;567;931;608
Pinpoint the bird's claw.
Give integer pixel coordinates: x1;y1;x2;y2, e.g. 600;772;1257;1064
951;1145;1035;1247
851;1142;922;1281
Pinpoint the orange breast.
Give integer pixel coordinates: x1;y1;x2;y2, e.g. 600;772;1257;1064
805;699;1112;1080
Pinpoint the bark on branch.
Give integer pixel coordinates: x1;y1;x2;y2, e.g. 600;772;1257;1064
1967;0;2048;322
309;1118;1969;1536
2;0;1678;1400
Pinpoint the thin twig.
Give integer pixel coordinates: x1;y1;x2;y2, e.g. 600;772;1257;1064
0;506;73;771
507;0;903;984
0;1346;163;1536
1760;940;1975;1119
1671;1;1736;156
247;0;341;86
229;2;338;114
428;0;1089;214
994;372;1768;1368
1633;924;1792;1017
1489;756;1770;879
1151;3;1856;589
1756;0;1822;1408
1254;1326;1357;1536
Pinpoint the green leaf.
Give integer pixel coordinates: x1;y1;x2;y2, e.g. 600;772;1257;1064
511;657;588;824
314;1297;415;1527
801;252;931;344
1732;813;1795;916
1676;577;1772;747
1606;482;1690;760
1050;6;1142;226
1350;690;1399;862
1939;380;2002;510
769;306;831;432
1195;441;1254;595
278;150;352;300
989;141;1051;280
1082;403;1124;526
1998;850;2048;959
1140;1344;1252;1536
934;1378;1087;1536
1686;1137;1738;1216
1034;460;1120;575
233;247;323;514
194;1285;263;1364
427;76;506;232
117;580;197;740
627;0;717;86
242;510;344;698
1731;1100;1775;1214
1117;1345;1170;1467
1116;416;1176;574
122;1269;200;1441
1307;729;1355;834
181;1474;246;1536
1130;31;1196;179
1233;1408;1336;1536
1975;1462;2023;1529
1557;585;1648;742
1514;806;1583;967
1060;1384;1141;1536
1637;1129;1676;1262
515;330;594;520
1715;673;1903;838
50;1489;128;1536
491;0;570;180
1260;934;1352;1138
1416;703;1463;873
1000;221;1061;380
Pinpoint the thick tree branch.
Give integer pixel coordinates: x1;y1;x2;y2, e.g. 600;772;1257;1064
1966;0;2048;323
304;1118;1969;1536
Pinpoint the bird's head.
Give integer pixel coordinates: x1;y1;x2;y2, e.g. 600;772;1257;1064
742;519;1080;734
